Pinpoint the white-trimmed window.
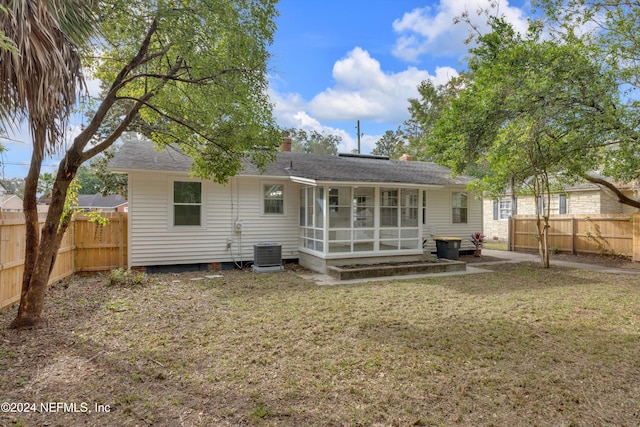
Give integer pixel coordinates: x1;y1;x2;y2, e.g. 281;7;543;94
452;192;468;224
493;199;512;220
173;181;201;226
263;184;284;214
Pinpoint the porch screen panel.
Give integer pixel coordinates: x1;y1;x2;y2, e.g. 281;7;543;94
315;188;324;228
328;187;351;253
329;187;351;229
300;187;324;252
353;187;374;251
299;189;306;226
380;188;398;227
400;189;419;248
380;187;420;251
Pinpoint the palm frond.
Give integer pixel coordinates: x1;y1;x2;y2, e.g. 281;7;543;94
0;0;97;157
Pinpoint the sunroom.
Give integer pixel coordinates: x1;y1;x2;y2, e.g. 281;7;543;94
297;183;441;272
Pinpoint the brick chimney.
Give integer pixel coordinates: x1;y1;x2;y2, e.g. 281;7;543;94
280;137;292;152
399;153;413;161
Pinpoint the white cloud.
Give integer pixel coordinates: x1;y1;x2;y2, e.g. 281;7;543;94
269;47;459;154
392;0;530;62
307;47;456;123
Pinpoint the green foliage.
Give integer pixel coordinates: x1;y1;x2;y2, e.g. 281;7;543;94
428;18;620;197
248;403;272;420
60;178;80;229
86;210;110;227
37;172;55;197
89;145;128;197
88;0;282;183
372;129;405;159
422;17;622;266
75;165;102;194
106;268;146;288
0;177;25;198
285;128;341;155
403;77;465;161
536;0;640;183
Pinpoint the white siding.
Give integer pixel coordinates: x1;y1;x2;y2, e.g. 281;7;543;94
422;187;482;253
127;172;484;266
128;172;299;267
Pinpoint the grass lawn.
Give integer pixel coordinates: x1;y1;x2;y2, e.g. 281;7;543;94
1;263;639;426
483;241;508;251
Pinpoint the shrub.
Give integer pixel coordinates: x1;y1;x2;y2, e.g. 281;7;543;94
106;268;147;287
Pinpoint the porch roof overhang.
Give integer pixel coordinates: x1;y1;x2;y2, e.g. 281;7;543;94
289;175;445;189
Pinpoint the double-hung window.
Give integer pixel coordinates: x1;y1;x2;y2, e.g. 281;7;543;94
452;192;468;224
173;181;201;226
264;184;284;214
493;199;512;220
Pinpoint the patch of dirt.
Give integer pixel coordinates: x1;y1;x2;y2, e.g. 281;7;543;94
459;253;505;264
551;252;636;269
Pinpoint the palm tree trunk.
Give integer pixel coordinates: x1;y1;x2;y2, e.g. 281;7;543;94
11;126;48;329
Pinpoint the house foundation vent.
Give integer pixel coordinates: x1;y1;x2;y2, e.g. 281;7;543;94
253;242;283;272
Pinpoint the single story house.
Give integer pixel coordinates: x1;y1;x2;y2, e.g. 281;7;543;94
77;194;128;213
484;179;639;242
110;139;482;274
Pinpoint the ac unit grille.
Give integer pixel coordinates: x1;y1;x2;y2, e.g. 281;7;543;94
254;243;282;267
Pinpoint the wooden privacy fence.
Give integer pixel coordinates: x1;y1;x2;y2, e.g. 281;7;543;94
509;213;640;260
0;212;127;310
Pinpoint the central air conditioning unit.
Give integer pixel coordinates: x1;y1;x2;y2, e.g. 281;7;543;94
252;242;283;272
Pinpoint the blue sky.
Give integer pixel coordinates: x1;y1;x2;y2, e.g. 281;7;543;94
0;0;532;179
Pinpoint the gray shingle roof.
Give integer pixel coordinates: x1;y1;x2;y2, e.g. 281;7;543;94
110;139;470;186
77;194;127;209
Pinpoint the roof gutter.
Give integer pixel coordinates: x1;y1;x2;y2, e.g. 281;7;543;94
289;176;317;186
313;180;445;188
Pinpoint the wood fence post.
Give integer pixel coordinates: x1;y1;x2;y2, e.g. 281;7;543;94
508;216;513;251
119;213;124;269
633;212;640;262
571;217;576;255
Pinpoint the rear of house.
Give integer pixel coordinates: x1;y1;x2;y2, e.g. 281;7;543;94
111;139;482;274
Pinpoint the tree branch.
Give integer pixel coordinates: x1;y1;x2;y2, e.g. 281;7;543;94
119;66;255;86
583;173;640;209
70;17;161;156
112;95;229;150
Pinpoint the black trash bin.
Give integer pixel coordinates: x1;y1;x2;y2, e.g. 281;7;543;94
434;237;461;260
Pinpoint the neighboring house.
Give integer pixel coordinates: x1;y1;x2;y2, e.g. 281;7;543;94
484;180;639;242
110;139;482;274
0;194;23;212
77;194;128;212
0;182;23;212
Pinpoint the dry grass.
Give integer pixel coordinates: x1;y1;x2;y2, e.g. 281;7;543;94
1;263;639;426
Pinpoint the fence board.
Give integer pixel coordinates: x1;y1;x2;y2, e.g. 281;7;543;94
75;213;128;272
0;212;127;310
511;214;635;257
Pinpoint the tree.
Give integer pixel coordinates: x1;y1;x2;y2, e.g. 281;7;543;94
286;128;340;155
536;0;640;207
403;78;464;161
88;145;128;198
75;165;101;194
3;0;280;329
37;172;55;197
372;129;405;159
0;177;25;198
427;18;621;267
